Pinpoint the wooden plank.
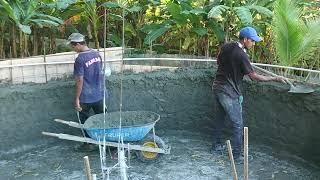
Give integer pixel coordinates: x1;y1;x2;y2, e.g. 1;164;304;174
42;132;170;154
54;119;83;128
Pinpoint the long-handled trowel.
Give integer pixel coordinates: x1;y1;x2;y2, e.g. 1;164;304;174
253;65;314;94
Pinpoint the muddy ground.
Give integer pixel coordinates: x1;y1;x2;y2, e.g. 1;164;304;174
1;129;319;179
0;68;320;179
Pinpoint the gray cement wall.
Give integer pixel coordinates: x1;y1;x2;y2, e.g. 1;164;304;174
0;68;319;167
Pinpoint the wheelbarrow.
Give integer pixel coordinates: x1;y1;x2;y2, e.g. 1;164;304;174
42;111;170;162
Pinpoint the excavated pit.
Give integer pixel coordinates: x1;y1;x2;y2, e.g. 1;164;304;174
0;68;319;179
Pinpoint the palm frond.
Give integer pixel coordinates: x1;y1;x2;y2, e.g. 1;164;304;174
300;19;320;60
273;0;307;66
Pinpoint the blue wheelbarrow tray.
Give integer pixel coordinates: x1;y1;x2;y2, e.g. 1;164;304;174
83;111;160;142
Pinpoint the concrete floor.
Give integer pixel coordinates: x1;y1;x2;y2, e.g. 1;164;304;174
1;129;319;180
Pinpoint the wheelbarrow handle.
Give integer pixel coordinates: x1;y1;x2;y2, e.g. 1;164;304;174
54;119;83;129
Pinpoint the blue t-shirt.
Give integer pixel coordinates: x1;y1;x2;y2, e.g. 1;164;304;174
74;50;105;103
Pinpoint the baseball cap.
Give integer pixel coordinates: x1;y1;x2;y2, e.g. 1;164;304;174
239;27;261;42
67;33;85;44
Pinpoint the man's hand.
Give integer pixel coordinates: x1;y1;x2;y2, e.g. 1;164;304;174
274;76;288;84
74;98;82;112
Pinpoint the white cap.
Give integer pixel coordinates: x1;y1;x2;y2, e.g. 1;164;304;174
67;33;85;44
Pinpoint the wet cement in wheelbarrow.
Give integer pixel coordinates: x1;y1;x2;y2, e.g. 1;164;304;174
0;68;320;179
84;111;159;129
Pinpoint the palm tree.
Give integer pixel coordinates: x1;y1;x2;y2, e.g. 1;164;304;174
272;0;320;67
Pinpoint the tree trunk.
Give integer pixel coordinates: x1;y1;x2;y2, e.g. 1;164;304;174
33;28;38;55
0;21;5;59
24;34;29;57
19;31;24;58
38;31;43;55
105;9;109;48
12;26;17;58
49;32;56;54
94;32;99;49
0;37;3;59
93;22;99;49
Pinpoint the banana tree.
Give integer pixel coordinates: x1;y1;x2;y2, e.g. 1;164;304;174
102;0;149;49
78;0;101;49
272;0;320;67
41;0;77;54
139;0;208;55
0;4;8;58
0;0;62;57
0;21;6;58
62;0;114;49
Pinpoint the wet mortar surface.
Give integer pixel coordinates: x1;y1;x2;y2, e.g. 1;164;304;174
84;111;159;129
1;129;319;180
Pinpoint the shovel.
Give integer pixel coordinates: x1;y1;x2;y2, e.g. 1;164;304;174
252;65;314;94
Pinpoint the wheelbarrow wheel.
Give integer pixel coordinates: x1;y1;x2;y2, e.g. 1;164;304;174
135;134;165;162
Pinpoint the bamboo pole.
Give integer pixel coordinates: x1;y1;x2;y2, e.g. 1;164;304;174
226;140;238;180
244;127;249;180
83;156;93;180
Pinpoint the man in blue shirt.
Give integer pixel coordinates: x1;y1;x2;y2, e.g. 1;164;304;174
212;27;286;163
68;33;106;137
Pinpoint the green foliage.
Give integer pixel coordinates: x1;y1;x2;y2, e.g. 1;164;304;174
248;5;272;18
166;2;188;25
144;24;171;44
273;0;320;67
102;2;121;8
207;1;273;42
0;0;62;34
0;0;31;33
234;7;252;25
207;5;229;18
192;27;208;36
0;0;319;69
207;20;224;42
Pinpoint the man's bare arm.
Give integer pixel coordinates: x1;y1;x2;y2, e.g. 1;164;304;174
248;72;285;83
75;76;84;109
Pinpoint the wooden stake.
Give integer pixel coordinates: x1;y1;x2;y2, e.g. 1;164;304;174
83;156;93;180
92;174;97;180
244;127;249;180
226;140;238;180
